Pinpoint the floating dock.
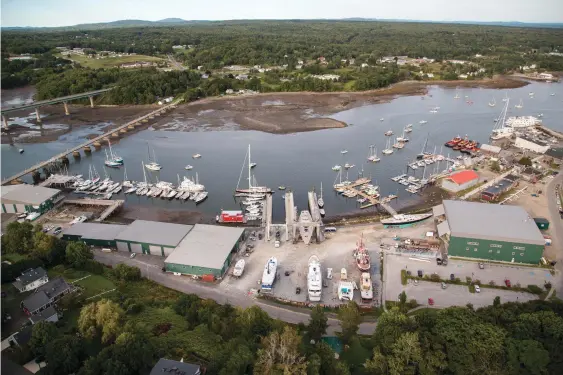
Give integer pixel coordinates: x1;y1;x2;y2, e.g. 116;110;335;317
335;177;398;215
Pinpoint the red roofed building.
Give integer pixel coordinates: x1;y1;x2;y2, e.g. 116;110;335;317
441;170;480;193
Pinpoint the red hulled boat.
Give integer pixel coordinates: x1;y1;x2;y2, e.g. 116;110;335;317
355;234;371;272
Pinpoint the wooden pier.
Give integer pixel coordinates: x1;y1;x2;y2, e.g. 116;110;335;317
336;177;398;215
63;198;124;222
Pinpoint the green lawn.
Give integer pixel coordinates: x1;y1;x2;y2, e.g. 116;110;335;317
48;266;90;282
1;253;28;264
57;53;165;69
74;275;115;299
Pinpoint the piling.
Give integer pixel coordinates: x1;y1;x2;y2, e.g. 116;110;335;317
84;146;92;153
111;132;119;138
142;119;149;123
127;125;135;130
73;151;81;158
60;156;70;165
119;129;127;134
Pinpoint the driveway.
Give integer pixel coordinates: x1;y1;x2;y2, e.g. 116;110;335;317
546;170;563;292
94;250;378;335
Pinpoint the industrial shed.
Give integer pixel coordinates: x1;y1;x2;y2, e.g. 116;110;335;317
436;200;545;264
62;223;127;247
1;185;63;214
441;170;479;193
165;224;245;277
115;220;193;256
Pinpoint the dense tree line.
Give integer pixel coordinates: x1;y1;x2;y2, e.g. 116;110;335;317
1;52;72;89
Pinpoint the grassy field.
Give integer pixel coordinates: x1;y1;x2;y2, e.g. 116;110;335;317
57;53;165;69
48;266;115;299
1;253;28;264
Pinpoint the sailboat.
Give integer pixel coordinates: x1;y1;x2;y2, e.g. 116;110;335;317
382;138;393;155
502;92;509;102
235;145;272;194
108;140;123;164
490;98;513;140
515;99;523;109
454;90;460;99
318;182;324;208
367;145;381;162
104;149;121;168
488;97;496;107
416;135;429;159
145;143;161;171
91;165;100;184
404;124;412;133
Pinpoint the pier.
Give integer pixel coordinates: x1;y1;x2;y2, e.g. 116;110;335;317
1;100;183;185
63;198;124;222
335;177;398;215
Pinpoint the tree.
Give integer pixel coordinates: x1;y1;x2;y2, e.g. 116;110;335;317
387;332;422;375
44;335;85;375
2;221;34;254
490;160;501;172
506;338;550;375
365;349;388;375
399;291;407;306
493;296;501;307
112;263;141;281
29;321;60;357
372;309;416;352
65;241;93;267
236;305;274;342
78;299;124;344
255;326;307;375
337;301;361;344
518;156;532;167
307;305;328;342
32;231;56;260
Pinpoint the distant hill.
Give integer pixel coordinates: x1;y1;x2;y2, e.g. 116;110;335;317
2;18;562;31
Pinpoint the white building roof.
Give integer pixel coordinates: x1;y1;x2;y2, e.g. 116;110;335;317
1;185;60;205
115;220;193;247
165;224;244;269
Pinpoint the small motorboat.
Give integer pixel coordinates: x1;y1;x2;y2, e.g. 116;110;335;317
185;165;193;170
19;149;24;154
380;118;384;121
340;150;348;154
250;162;257;168
278;186;286;190
233;259;245;277
385;130;393;136
192;154;202;159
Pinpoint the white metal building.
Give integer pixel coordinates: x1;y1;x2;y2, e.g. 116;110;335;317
1;185;62;214
514;136;550;154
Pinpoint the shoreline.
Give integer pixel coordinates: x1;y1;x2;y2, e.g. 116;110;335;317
1;76;528;143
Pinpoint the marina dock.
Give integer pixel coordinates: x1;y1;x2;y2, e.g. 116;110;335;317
63;198;124;222
335;177;398;215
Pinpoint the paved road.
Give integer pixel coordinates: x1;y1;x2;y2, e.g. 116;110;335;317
94;251;378;335
546;170;563;293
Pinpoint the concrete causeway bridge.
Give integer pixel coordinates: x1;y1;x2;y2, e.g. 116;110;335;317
1;88;114;128
1;100;183;186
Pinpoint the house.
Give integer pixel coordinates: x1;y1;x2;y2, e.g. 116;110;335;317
22;277;72;315
197;65;204;70
349;58;355;65
225;89;234;95
515;136;550;154
150;358;201;375
13;268;49;293
235;74;248;81
480;144;501;154
459;74;468;79
361;63;369;68
426;73;435;78
310;74;340;81
296;65;303;69
441;170;480;193
28;306;59;325
297;60;304;65
172;45;187;49
201;74;209;79
318;56;327;64
538;73;554;80
8;326;33;348
481;174;518;201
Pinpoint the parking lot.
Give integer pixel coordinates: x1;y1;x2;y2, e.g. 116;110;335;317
384;254;547;308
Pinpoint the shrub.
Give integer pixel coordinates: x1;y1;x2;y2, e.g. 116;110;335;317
527;285;543;295
400;270;408;285
407;299;418;309
466;277;472;283
113;263;142;281
489;280;496;287
430;274;441;282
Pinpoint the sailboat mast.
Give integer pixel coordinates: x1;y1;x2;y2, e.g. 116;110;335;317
248;144;252;189
142;161;147;184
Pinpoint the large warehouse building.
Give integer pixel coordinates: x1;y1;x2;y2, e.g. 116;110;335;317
434;200;545;264
1;185;63;214
115;220;193;256
165;224;245;277
62;223;127;247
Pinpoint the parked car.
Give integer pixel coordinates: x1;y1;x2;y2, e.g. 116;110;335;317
52;227;62;235
413;279;419;286
478;263;485;269
441;282;447;289
450;273;455;281
475;285;481;293
417;270;423;277
504;279;511;287
130;253;136;258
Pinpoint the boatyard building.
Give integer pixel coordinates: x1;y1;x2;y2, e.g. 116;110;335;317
1;185;63;214
441;170;479;193
480;174;518;201
434;200;544;264
115;220;193;256
514;136;550;154
164;224;245;277
62;223;127;247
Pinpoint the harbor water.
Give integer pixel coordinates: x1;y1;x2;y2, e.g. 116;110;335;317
2;81;562;221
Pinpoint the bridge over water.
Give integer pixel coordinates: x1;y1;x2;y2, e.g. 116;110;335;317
1;88;114;127
1;100;182;186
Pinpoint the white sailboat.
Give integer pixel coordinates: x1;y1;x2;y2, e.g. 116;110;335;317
145;143;161;171
490;98;513;140
454;89;460;99
318;182;324;208
382;138;393;155
367;145;381;162
502;92;509;102
235;145;272;194
515;99;523;109
488;97;496;107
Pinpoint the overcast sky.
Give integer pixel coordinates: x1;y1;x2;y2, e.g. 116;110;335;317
2;0;562;27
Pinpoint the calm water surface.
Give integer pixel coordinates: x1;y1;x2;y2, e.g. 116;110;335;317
2;81;562;220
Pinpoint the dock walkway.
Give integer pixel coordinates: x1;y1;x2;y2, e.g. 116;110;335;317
335;177;398;215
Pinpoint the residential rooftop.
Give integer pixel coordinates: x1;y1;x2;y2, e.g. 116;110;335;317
29;306;58;324
441;200;545;245
14;267;47;287
115;220;193;248
150;358;201;375
165;224;244;269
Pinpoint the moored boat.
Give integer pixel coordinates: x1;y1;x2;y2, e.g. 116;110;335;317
355;235;370;272
381;213;433;226
360;272;373;300
261;257;278;292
